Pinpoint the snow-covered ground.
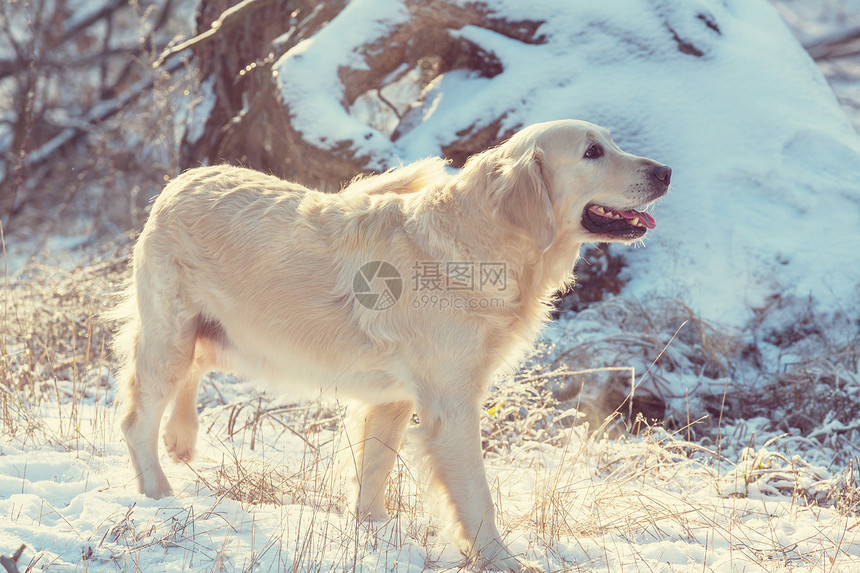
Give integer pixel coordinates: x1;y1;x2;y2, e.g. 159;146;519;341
2;371;859;571
2;0;860;571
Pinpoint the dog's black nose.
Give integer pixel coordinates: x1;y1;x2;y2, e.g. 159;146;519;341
652;165;672;185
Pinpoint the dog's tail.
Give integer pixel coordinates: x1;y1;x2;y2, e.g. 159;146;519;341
104;277;140;407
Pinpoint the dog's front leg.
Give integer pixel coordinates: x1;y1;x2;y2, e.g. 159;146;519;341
417;398;525;571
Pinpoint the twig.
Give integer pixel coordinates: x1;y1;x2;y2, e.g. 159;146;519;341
153;0;279;68
805;26;860;60
376;88;403;120
0;0;126;81
0;543;25;573
14;59;183;173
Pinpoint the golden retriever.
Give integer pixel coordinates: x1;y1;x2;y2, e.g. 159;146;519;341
113;119;670;571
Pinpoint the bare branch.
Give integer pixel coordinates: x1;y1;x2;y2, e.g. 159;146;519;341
57;0;126;48
0;0;127;81
4;60;183;182
805;26;860;60
376;89;403;121
153;0;279;68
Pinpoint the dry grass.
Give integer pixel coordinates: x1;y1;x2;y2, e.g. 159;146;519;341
0;236;129;456
548;293;860;456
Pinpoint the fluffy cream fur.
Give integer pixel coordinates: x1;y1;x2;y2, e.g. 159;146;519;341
113;119;670;571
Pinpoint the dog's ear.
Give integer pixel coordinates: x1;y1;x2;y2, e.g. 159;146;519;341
497;146;556;252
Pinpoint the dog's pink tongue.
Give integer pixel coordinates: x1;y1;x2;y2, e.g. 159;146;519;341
617;209;656;229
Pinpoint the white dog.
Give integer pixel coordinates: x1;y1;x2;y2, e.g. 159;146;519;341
113;120;670;570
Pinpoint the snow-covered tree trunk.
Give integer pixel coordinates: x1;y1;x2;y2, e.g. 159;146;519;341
181;0;545;189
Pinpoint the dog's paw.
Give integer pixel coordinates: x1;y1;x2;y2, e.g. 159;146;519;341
163;431;196;463
138;467;174;499
490;557;543;573
472;550;543;572
513;558;543;573
356;503;390;523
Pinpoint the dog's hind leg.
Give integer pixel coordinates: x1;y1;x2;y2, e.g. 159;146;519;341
119;269;198;499
162;338;216;463
348;400;413;521
121;380;175;498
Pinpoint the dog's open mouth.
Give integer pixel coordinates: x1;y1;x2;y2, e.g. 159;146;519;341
581;204;655;239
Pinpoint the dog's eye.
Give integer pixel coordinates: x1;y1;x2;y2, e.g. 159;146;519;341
584;144;604;159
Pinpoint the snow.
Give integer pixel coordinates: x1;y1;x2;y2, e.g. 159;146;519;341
274;0;410;164
3;384;860;571
275;0;860;328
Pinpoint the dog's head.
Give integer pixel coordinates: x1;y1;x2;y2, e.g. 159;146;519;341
491;120;671;251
